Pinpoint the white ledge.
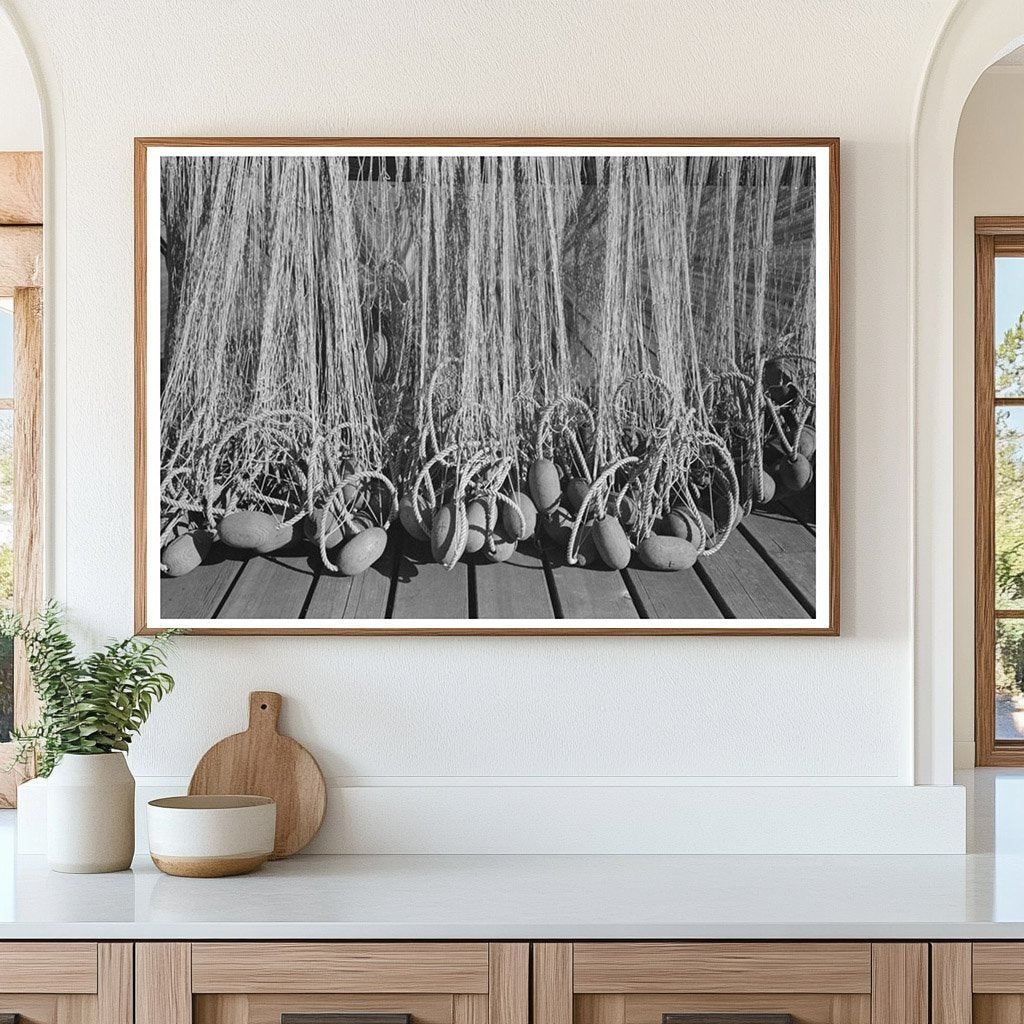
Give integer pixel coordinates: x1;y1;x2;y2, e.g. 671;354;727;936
16;778;968;857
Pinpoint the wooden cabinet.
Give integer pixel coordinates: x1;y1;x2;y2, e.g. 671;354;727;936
0;938;962;1024
0;942;132;1024
532;944;928;1024
931;943;1024;1024
136;944;528;1024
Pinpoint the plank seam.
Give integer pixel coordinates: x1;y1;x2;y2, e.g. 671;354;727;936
693;558;735;617
384;531;405;619
619;568;650;617
736;520;816;616
468;560;479;619
210;559;248;619
298;570;319;619
538;543;565;619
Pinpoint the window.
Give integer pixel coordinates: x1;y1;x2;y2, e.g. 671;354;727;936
0;287;42;806
975;219;1024;764
0;150;43;806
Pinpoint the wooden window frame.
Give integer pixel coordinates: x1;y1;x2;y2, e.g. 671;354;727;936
0;151;43;806
975;216;1024;765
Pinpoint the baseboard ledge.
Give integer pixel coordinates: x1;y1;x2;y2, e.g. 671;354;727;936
17;778;967;856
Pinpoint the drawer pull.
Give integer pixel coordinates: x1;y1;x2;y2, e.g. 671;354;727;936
283;1016;411;1024
664;1016;794;1024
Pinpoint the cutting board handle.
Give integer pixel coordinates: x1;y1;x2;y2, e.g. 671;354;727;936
248;691;282;734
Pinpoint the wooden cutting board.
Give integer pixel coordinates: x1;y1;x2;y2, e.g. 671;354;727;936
188;691;326;859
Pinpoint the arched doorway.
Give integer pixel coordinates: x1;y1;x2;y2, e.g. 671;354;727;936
914;1;1024;785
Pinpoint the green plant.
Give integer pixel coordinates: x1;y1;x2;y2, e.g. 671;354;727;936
1;603;180;777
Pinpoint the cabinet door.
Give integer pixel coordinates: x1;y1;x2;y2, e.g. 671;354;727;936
533;944;928;1024
0;942;131;1024
940;943;1024;1024
137;943;528;1024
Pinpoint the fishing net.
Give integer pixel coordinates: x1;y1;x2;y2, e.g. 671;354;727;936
159;152;817;576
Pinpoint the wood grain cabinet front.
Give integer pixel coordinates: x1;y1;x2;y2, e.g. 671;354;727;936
932;943;1024;1024
533;944;929;1024
0;937;944;1024
0;943;132;1024
136;944;528;1024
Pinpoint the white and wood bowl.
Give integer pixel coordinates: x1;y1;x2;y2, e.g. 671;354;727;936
147;795;276;877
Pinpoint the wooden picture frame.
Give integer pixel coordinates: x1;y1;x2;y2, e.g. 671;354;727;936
135;137;840;636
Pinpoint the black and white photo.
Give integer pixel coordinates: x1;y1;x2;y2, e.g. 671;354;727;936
136;139;838;634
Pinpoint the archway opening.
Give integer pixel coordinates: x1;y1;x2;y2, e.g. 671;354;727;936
0;8;43;812
913;0;1024;787
953;44;1024;767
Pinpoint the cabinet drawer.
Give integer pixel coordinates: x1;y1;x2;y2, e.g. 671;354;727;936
973;944;1024;992
571;944;872;994
196;991;485;1024
534;944;926;1024
0;943;130;1024
191;943;490;994
0;942;98;994
139;943;528;1024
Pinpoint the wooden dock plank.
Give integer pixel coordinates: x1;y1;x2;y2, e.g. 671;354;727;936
216;554;317;619
391;543;469;618
162;513;815;624
474;543;554;619
305;538;396;619
160;549;243;619
625;565;723;619
543;542;639;620
698;523;809;620
739;509;816;611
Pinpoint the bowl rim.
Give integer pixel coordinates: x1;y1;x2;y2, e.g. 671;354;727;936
148;795;275;810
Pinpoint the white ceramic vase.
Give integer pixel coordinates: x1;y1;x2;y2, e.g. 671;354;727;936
46;752;135;873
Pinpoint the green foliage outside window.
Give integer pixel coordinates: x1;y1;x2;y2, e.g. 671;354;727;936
0;634;11;742
996;312;1024;694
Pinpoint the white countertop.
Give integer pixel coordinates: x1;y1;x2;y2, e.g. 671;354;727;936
0;769;1021;941
0;849;1021;940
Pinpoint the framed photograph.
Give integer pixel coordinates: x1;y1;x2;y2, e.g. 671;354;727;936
135;137;839;635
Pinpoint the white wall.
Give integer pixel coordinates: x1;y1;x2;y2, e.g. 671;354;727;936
0;10;39;152
2;0;973;851
952;66;1024;767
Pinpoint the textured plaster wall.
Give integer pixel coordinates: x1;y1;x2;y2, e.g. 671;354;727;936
2;0;958;796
